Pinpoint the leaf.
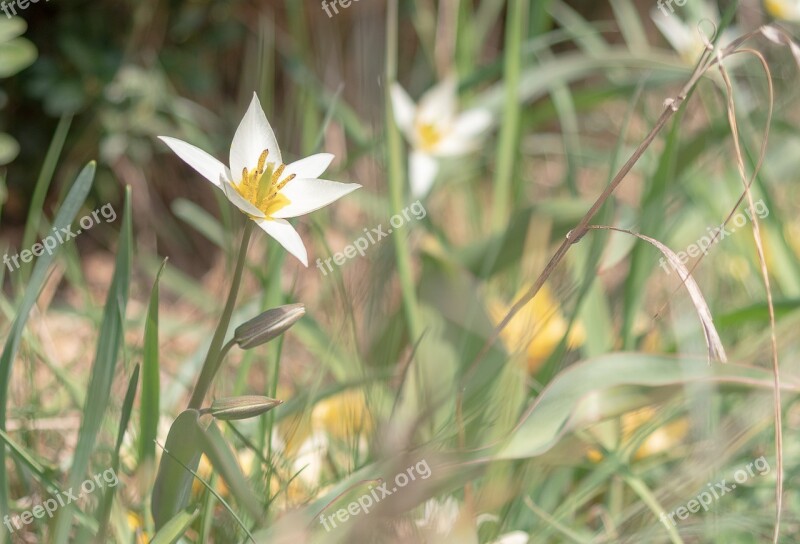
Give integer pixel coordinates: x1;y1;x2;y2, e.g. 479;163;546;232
95;364;140;542
51;186;133;543
492;353;789;461
141;259;167;465
0;161;95;515
150;508;200;544
592;226;727;363
0;36;36;77
151;410;203;530
152;411;262;531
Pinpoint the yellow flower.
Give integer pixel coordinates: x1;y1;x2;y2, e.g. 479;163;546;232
127;511;150;544
765;0;800;21
311;389;372;440
488;284;585;374
622;406;689;460
587;406;689;462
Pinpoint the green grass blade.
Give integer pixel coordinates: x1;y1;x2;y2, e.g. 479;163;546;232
150;508;200;544
95;363;140;543
19;114;73;282
0;161;95;518
141;260;167;465
490;0;527;230
51;186;133;543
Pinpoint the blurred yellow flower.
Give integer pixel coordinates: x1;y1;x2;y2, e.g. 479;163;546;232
622;406;689;460
765;0;800;21
312;389;372;440
126;511;150;544
488;284;585;374
587;406;689;462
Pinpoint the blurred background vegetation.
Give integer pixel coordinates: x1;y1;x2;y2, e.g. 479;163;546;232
1;0;800;542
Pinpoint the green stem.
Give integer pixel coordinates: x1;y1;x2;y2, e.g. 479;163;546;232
188;222;254;409
386;0;423;341
490;0;526;230
624;473;684;544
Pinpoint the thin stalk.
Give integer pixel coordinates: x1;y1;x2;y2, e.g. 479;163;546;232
385;0;423;341
188;221;254;409
490;0;526;230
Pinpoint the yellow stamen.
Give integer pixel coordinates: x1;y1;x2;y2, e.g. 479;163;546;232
233;148;293;217
416;122;442;151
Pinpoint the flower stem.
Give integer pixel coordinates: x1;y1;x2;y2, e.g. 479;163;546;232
490;0;526;230
386;0;423;342
188;221;254;409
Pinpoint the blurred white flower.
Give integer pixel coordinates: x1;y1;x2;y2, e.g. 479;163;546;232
159;93;360;266
765;0;800;21
292;430;329;486
415;496;462;536
651;4;739;65
390;78;492;197
492;532;529;544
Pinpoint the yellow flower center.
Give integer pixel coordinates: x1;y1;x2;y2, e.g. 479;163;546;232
416;121;443;152
235;149;294;217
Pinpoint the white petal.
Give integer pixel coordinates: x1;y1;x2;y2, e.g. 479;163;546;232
434;134;481;156
284;153;334;180
410;151;439;197
254;218;308;266
651;10;696;55
417;77;457;126
221;180;266;219
493;532;529;544
158;136;229;187
390;83;416;137
229;93;282;181
272;178;361;219
451;108;493;138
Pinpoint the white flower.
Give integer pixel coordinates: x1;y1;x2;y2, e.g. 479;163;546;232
159;93;361;266
651;4;739;65
492;531;529;544
765;0;800;22
415;496;461;536
390;78;492;197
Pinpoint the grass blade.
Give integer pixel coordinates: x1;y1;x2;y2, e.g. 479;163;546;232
0;161;95;518
51;185;133;543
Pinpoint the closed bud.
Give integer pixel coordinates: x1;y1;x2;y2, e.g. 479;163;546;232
208;395;283;420
234;303;305;349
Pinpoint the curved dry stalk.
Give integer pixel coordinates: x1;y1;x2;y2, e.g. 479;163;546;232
587;225;727;363
716;54;783;544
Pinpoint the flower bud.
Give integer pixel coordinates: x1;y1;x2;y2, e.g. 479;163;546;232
234;303;305;349
209;395;282;420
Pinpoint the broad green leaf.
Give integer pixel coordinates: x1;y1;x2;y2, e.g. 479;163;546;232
0;37;36;77
492;353;792;461
151;410;203;530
